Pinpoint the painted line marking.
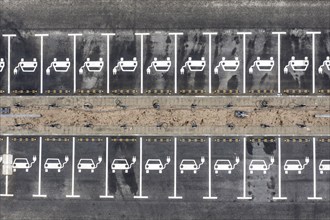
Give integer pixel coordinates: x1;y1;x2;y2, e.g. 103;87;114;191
68;34;82;94
0;137;13;197
273;137;287;200
32;137;47;197
307;137;322;200
134;137;148;199
272;32;286;95
306;32;321;94
237;32;252;94
66;137;80;198
135;33;150;94
100;137;114;198
237;137;252;200
203;33;217;94
2;34;16;94
35;34;49;94
169;137;182;199
169;33;183;94
101;33;115;94
203;137;217;199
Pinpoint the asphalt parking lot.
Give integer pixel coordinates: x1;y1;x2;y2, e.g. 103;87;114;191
1;30;330;96
0;136;330;219
1;0;330;220
1;136;329;199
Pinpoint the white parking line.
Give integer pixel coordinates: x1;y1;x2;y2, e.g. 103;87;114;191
68;34;82;94
169;33;183;94
33;137;47;198
169;137;182;199
35;34;49;94
237;32;252;94
307;137;322;200
100;137;114;198
306;32;321;94
272;32;286;95
2;34;16;94
203;137;217;199
0;137;13;197
66;137;80;198
101;33;115;94
237;137;252;200
134;137;148;199
203;32;217;94
273;137;287;200
135;33;150;94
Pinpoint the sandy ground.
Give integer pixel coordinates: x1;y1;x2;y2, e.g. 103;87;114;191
1;105;329;131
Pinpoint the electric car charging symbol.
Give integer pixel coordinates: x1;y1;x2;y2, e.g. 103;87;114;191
79;58;104;74
180;156;205;174
319;160;330;174
0;58;5;72
113;57;138;75
214;156;240;174
214;57;239;74
46;58;70;75
145;156;171;173
318;56;330;78
284;157;309;174
284;56;309;74
12;155;37;172
249;57;274;74
111;156;136;173
249;156;274;174
180;57;206;74
77;156;102;173
146;57;171;74
13;58;38;75
44;156;69;172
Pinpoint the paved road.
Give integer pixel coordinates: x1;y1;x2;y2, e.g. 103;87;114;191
0;0;330;30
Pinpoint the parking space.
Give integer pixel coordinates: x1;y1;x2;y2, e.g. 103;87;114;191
0;137;6;195
108;137;138;199
0;37;7;93
281;31;313;94
41;137;72;198
211;138;243;201
315;138;330;200
177;32;208;94
140;137;173;199
0;29;329;96
176;138;208;200
281;138;313;201
246;31;278;94
0;136;329;201
109;32;139;94
43;33;73;94
142;33;175;95
211;31;243;94
7;137;39;199
10;33;40;94
316;31;330;94
245;138;277;201
76;34;107;94
0;137;39;197
74;137;105;199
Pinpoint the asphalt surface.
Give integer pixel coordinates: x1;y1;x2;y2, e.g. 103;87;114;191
1;30;330;94
0;0;330;30
1;136;330;219
1;1;330;220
